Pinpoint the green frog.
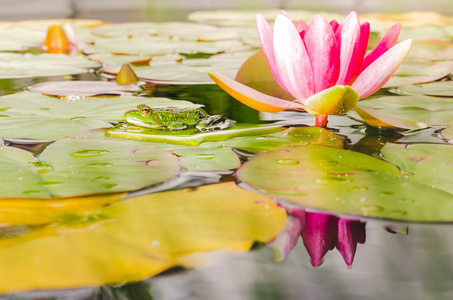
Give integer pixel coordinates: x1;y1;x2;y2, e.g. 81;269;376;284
124;104;235;132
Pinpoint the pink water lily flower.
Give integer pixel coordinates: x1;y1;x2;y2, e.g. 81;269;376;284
209;11;412;127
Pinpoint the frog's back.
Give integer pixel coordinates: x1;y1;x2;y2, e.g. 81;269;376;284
154;107;208;126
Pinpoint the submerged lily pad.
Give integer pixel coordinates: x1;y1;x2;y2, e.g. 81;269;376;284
174;148;241;171
0;92;199;140
236;144;453;222
200;127;344;153
0;182;286;293
0;53;100;79
393;81;453;97
354;95;453;126
106;123;285;146
0;138;181;198
28;81;141;97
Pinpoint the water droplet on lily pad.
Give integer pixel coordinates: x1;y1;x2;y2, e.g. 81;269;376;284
275;159;299;166
83;162;113;169
71;149;110;158
196;153;216;160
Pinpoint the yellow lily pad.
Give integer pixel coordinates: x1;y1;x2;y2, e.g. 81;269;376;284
0;182;286;293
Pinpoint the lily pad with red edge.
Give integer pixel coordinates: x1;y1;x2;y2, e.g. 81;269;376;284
0;138;181;198
0;182;286;293
393;81;453;97
28;81;141;97
353;95;453;126
353;105;428;129
236;144;453;222
199;127;344;153
106;123;286;146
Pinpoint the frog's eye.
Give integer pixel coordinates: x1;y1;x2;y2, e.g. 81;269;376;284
139;106;151;116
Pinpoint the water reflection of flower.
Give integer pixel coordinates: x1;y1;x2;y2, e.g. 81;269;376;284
210;11;412;127
268;207;366;267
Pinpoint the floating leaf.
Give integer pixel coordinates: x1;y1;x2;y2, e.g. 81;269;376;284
200;127;344;152
359;11;453;28
0;193;124;226
236;144;453;222
82;36;249;56
393;81;453;97
398;26;450;42
88;53;153;65
173;148;241;171
355;95;453;126
0;138;181;198
106;123;285;146
381;143;453;195
383;60;453;88
406;40;453;61
0;92;198;140
28;81;140;97
0;182;286;293
354;105;428;129
0;53;99;79
102;51;253;84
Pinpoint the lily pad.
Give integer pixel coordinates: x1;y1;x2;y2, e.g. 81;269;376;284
200;127;344;153
82;36;249;56
441;127;453;141
106;123;286;146
383;60;453;88
355;95;453;126
0;92;199;140
88;53;153;65
381;143;453;195
236;144;453;222
28;81;141;97
406;40;453;61
102;51;253;84
173;148;241;171
354;105;428;129
0;182;286;293
0;138;181;198
393;81;453;97
0;53;100;79
398;26;450;42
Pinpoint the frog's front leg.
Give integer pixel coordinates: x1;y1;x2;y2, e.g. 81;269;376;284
167;122;188;130
196;115;235;132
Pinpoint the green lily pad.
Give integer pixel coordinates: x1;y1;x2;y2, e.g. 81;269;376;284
0;92;199;140
102;51;253;84
398;26;450;42
406;40;453;61
0;53;100;79
393;81;453;97
381;143;453;195
88;53;153;65
200;127;344;153
106;123;286;146
0;182;286;293
355;95;453;126
174;148;241;171
383;60;453;88
82;36;249;56
0;138;180;198
28;81;141;97
236;144;453;222
91;22;158;37
441;127;453;141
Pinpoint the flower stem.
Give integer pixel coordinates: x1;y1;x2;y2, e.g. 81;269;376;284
315;115;328;127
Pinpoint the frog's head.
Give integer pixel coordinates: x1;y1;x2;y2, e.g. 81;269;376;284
124;104;163;128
